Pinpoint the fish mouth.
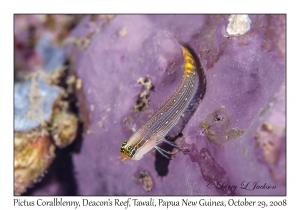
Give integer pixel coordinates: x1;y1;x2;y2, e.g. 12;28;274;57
118;152;129;161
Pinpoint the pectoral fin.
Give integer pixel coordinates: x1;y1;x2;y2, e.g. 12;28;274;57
154;135;189;159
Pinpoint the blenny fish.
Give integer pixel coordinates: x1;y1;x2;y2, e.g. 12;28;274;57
120;43;205;160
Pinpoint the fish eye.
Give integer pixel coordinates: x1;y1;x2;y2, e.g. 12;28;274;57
131;149;136;155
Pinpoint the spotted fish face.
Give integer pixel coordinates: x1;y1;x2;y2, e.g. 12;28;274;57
120;136;153;161
120;140;138;159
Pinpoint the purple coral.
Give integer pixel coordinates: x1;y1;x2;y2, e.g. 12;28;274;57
25;15;285;195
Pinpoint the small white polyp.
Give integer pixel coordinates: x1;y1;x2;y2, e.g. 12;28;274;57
226;15;252;36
